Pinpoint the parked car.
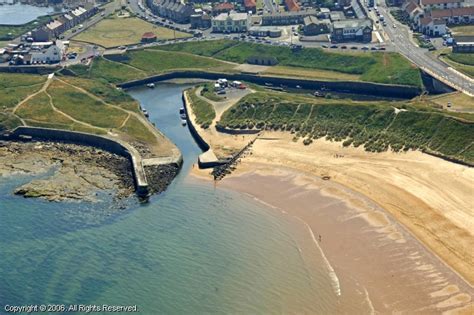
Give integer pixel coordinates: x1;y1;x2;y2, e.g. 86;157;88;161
322;44;328;48
330;45;338;48
350;46;358;50
340;45;347;49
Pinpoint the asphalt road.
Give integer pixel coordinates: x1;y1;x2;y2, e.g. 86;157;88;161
375;2;474;95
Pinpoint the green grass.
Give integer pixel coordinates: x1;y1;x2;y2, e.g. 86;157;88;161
0;15;55;41
159;40;422;87
61;76;141;112
47;80;128;129
360;53;422;87
89;57;145;83
119;115;156;143
0;112;22;131
16;92;72;125
0;73;46;109
157;39;240;57
187;88;216;129
218;90;474;163
446;53;474;66
200;83;225;102
124;49;234;74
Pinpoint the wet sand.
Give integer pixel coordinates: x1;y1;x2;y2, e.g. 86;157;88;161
217;169;474;314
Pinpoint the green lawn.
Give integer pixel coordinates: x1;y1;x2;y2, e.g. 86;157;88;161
159;40;422;87
73;16;191;48
187;88;216;129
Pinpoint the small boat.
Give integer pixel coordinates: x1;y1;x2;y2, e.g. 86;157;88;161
143;109;149;117
146;83;155;88
181;120;187;126
180;113;186;120
179;108;185;115
296;85;302;89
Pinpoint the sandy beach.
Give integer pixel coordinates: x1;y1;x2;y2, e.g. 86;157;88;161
191;129;474;313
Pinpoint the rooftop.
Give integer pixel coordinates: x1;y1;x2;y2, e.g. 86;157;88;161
333;18;372;29
214;11;248;21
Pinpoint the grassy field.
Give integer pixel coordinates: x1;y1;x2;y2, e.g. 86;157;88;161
263;66;361;81
0;15;55;41
218;90;474;163
450;25;474;35
158;40;422;87
446;53;474;66
187;88;216;129
0;72;157;146
73;17;191;48
47;80;128;129
0;73;46;108
429;92;474;112
60;76;141;112
443;54;474;78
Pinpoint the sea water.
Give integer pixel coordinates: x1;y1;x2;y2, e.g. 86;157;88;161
0;3;59;25
0;83;340;314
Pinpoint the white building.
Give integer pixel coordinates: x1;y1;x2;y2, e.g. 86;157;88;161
212;11;250;33
29;41;66;64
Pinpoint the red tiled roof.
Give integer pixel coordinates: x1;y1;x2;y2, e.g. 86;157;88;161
214;2;234;11
244;0;256;8
430;6;474;18
142;32;156;39
419;16;432;25
285;0;300;11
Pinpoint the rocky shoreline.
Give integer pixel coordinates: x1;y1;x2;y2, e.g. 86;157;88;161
0;140;135;202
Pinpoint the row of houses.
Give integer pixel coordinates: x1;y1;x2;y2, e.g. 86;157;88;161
32;5;99;41
403;0;474;36
146;0;194;23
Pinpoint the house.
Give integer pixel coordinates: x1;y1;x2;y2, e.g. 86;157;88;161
429;6;474;24
261;9;317;25
190;13;212;29
146;0;194;23
27;41;66;64
403;1;424;21
329;11;346;21
331;19;372;43
318;7;331;19
244;0;257;14
141;32;157;42
452;35;474;52
285;0;300;12
248;26;282;37
213;2;235;15
419;0;463;10
212;11;250;32
418;16;447;35
303;16;330;35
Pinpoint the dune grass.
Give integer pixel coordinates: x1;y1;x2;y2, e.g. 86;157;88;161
187;88;216;129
